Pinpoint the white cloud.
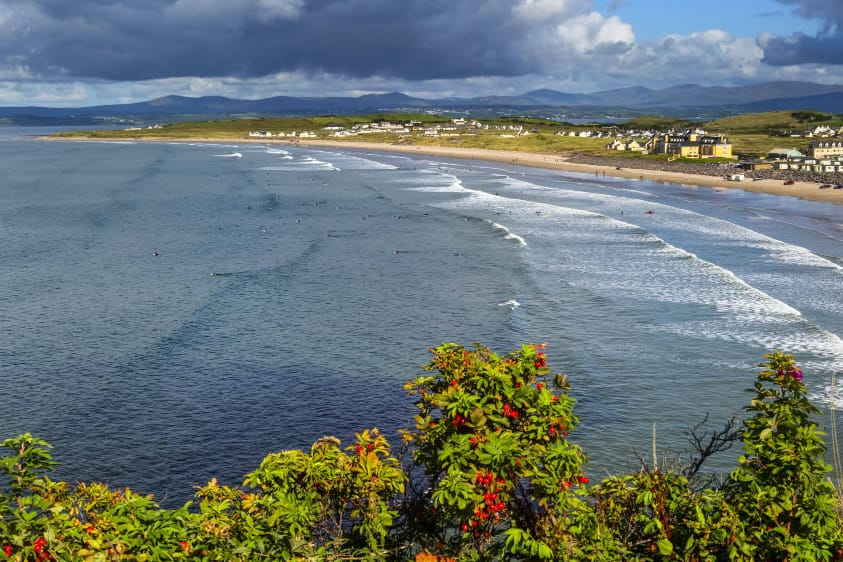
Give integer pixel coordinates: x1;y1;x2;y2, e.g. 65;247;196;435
512;0;584;23
550;12;634;55
0;79;89;105
255;0;304;22
1;0;843;107
652;31;763;82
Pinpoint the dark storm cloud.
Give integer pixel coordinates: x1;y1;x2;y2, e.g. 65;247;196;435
3;0;549;81
760;0;843;65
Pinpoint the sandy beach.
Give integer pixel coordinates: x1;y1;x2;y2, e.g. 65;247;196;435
297;139;843;207
45;135;843;206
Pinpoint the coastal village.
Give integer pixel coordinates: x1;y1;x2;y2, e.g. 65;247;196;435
247;116;843;187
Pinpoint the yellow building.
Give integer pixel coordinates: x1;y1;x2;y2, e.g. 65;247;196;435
650;133;732;159
808;140;843;159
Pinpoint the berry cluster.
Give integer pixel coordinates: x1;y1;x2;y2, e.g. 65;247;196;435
33;536;54;561
354;443;375;456
451;414;467;428
459;471;509;538
557;474;590;492
548;423;569;437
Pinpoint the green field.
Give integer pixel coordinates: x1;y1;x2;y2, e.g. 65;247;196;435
54;109;843;161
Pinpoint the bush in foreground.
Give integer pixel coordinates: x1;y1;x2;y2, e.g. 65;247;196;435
0;345;840;560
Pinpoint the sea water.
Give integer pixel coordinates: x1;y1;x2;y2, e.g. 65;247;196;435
1;130;841;505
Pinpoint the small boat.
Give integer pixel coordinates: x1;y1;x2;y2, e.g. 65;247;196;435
819;184;831;189
644;210;655;215
834;184;843;190
783;180;795;185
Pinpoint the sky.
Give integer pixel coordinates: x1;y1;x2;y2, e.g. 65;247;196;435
0;0;841;107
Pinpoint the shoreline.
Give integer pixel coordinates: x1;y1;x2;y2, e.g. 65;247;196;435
42;135;843;207
299;139;843;207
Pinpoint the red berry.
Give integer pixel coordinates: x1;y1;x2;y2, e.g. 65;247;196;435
33;537;46;554
3;545;11;557
536;383;543;390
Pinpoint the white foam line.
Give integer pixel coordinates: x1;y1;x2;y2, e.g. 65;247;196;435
448;175;809;321
304;149;399;170
488;172;842;274
490;221;527;246
178;142;242;149
658;206;843;273
415;169;830;326
635;233;804;318
404;173;470;193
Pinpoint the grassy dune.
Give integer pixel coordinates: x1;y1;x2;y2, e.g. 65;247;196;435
52;110;843;160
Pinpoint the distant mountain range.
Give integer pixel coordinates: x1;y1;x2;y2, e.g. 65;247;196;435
2;81;842;125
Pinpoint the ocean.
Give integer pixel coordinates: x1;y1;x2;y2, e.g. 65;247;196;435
1;128;841;505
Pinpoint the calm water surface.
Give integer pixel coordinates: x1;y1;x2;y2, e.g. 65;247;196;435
1;129;841;504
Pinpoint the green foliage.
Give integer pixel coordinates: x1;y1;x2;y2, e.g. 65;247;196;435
726;350;843;561
0;346;841;561
401;343;593;560
790;111;834;123
240;429;404;559
590;469;740;560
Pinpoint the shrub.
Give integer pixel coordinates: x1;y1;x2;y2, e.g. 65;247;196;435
726;350;843;561
400;343;591;560
0;346;841;561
